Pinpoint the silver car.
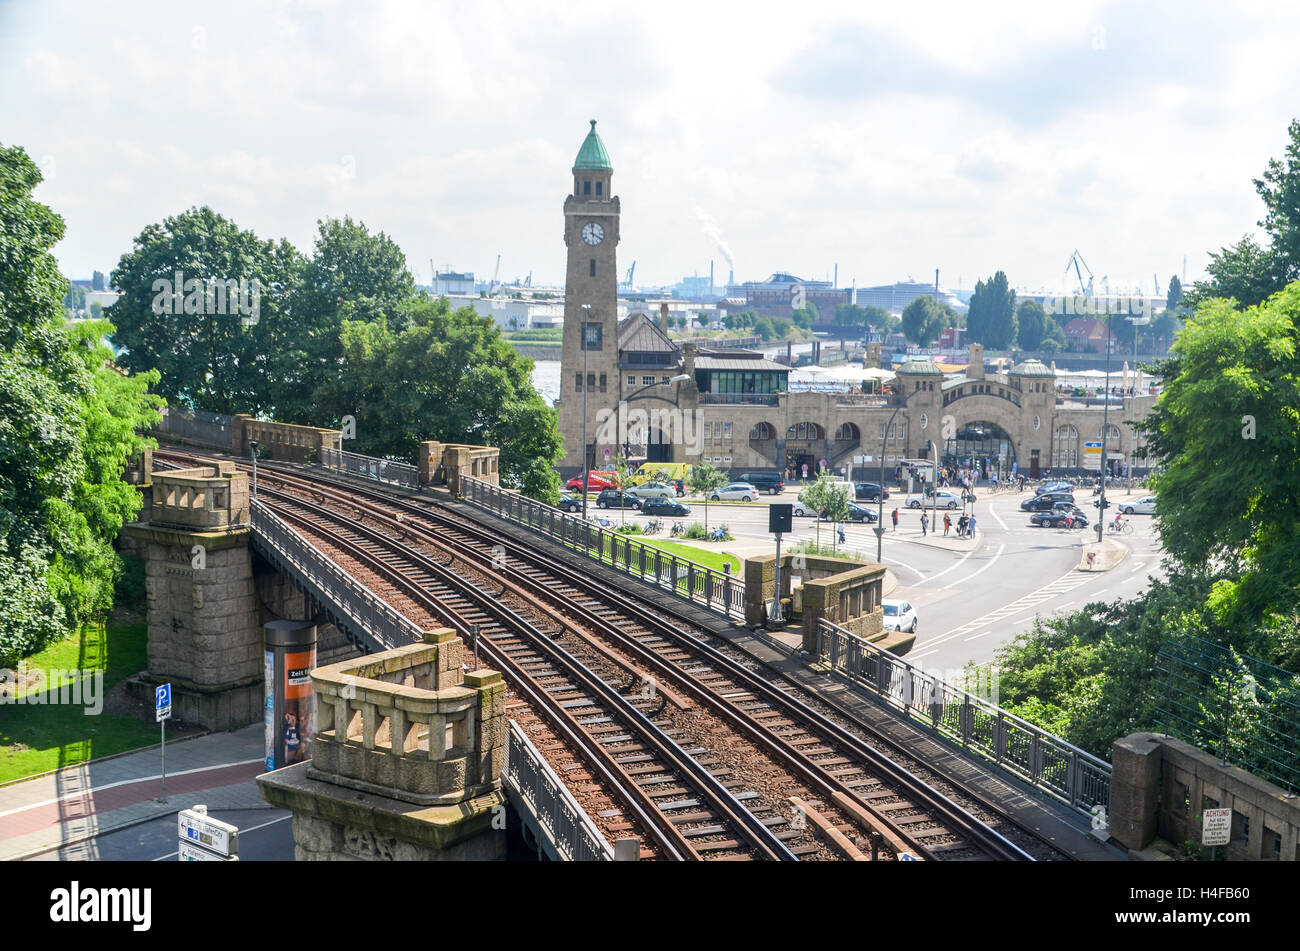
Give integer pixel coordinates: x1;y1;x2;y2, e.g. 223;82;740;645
625;481;674;500
1119;496;1157;515
709;482;758;502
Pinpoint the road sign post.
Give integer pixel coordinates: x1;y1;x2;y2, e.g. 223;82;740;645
178;805;240;861
155;683;172;801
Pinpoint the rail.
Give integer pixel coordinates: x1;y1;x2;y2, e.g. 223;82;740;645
250;498;424;652
318;447;420;489
460;477;747;623
815;619;1111;818
504;720;615;861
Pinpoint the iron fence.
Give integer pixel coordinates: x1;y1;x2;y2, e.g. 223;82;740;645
817;618;1111;818
250;499;424;652
460;477;746;623
504;720;613;861
1157;635;1300;794
319;447;419;489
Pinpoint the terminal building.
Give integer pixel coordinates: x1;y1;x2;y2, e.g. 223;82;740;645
557;122;1155;481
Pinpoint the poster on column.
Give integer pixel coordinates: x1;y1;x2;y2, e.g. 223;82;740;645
263;650;275;771
283;648;316;765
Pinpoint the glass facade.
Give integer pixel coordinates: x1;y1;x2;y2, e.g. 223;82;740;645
697;369;786;395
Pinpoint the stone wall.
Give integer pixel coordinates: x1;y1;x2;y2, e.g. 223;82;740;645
234;415;342;464
1110;732;1300;861
419;440;500;493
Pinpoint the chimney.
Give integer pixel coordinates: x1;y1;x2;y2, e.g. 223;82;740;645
659;302;669;334
967;343;985;381
935;268;940;299
710;260;714;296
834;263;838;288
729;268;734;286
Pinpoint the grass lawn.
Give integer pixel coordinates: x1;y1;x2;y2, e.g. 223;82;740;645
0;620;159;784
571;532;741;576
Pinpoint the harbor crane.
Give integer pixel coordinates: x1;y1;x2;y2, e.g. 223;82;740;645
1064;250;1094;296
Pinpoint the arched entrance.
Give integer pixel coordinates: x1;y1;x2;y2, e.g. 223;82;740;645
785;421;824;481
944;421;1017;480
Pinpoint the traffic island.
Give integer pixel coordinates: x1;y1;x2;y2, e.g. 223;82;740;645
1078;537;1128;572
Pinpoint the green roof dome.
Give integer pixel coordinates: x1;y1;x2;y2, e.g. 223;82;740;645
896;357;945;376
574;119;612;171
1009;358;1056;377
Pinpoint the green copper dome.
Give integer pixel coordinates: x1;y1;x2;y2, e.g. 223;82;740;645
574;119;612;171
1009;358;1056;377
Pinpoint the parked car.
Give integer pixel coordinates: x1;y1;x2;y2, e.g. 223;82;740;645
1030;503;1089;528
1119;496;1157;515
1021;492;1075;512
909;490;962;510
882;599;918;634
792;500;817;517
556;494;583;514
565;470;616;492
640;498;690;517
854;482;890;502
1034;481;1074;496
840;502;879;523
595;489;642;510
709;482;759;502
735;471;785;495
625;481;674;500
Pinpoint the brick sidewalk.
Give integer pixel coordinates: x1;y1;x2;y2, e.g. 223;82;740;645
0;724;267;860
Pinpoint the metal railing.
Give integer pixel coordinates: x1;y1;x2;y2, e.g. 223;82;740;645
460;477;747;623
698;392;780;406
816;618;1111;818
250;499;424;653
319;447;419;489
504;721;613;861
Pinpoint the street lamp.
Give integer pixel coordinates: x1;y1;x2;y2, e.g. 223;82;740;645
580;304;593;520
249;440;259;500
1097;313;1114;542
875;385;914;563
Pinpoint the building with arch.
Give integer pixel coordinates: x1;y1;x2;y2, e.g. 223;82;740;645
557;122;1155;479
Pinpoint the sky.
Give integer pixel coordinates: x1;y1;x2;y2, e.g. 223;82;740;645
4;0;1300;296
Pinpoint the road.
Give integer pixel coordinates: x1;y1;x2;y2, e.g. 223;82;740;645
621;485;1164;680
29;806;294;861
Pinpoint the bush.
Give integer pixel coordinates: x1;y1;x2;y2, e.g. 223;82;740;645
114;553;147;607
615;523;642;535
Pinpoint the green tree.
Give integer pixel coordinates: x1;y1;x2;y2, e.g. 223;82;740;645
1016;299;1049;350
610;453;635;525
308;296;562;501
1185;236;1281;311
1141;286;1300;625
966;271;1017;349
688;463;728;531
798;473;847;548
107;205;300;416
63;282;85;314
900;296;952;347
1254;117;1300;284
91;270;105;291
1166;274;1184;313
1;143;163;663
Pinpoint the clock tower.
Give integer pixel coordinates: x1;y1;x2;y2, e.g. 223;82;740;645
559;120;621;472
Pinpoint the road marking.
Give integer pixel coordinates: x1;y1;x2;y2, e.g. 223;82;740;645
917;567;1093;651
1011;616;1037;625
942;544;1006;590
1130;562;1147;573
0;758;266;820
907;648;939;661
1092;588;1109;597
910;545;977;587
988;503;1008;531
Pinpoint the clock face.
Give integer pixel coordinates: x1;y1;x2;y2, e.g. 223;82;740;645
581;222;605;246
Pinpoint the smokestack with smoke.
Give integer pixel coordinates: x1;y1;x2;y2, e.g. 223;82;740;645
694;208;735;272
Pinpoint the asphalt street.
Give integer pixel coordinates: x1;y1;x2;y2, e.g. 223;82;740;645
620;485;1164;677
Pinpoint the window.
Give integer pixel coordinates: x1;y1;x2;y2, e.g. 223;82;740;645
595;181;602;196
723;422;731;439
582;322;602;351
750;422;773;440
590;259;596;277
661;376;670;384
583;180;591;195
587;373;596;391
879;423;886;441
599;374;607;393
642;376;655;386
628;376;636;386
575;373;583;392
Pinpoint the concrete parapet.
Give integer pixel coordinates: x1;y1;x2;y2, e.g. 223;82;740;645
233;414;342;464
149;464;248;531
744;552;886;651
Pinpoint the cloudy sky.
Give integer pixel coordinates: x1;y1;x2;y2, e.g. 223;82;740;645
4;0;1299;295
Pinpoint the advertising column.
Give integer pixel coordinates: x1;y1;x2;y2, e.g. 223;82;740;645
264;619;317;770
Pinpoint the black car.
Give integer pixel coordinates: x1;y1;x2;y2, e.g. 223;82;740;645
556;494;583;513
596;489;642;510
735;471;785;495
854;481;890;502
1030;503;1089;528
820;502;878;523
640;498;690;517
1021;492;1075;512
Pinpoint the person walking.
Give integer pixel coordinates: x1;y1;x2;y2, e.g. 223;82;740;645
943;513;951;536
957;513;968;537
920;513;929;536
968;514;977;539
891;507;899;532
837;523;846;545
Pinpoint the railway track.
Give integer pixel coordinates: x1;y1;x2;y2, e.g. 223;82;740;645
154;449;1046;860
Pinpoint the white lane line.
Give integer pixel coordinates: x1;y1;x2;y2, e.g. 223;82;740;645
918;566;1086;650
1092;588;1109;597
0;758;265;819
910;545;977;587
1129;562;1147;574
1012;615;1037;625
907;648;939;661
942;544;1006;590
152;814;292;860
988;503;1008;531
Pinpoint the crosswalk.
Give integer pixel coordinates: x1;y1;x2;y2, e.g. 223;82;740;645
908;568;1097;658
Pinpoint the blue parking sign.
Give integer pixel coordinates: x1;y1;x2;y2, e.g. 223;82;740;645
156;683;172;722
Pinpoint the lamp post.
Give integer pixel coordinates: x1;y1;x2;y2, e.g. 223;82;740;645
249;440;259;500
1097;314;1113;542
580;304;593;520
876;386;912;563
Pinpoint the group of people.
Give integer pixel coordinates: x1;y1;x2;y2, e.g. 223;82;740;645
891;508;977;539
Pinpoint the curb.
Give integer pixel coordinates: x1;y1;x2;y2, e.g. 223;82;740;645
1078;538;1130;571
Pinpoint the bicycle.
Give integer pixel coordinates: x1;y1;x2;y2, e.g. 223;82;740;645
1107;518;1134;536
670;521;685;537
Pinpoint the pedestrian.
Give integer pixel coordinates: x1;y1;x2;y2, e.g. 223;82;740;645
968;514;977;539
943;513;951;536
1018;474;1026;492
920;513;929;536
891;507;899;532
837;524;846;545
957;513;968;537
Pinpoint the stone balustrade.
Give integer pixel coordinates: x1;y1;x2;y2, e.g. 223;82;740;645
419;440;500;493
234;415;342;464
308;630;506;805
150;462;248;531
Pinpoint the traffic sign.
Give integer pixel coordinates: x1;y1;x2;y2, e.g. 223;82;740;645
1083;441;1103;471
179;806;240;858
1202;807;1232;847
178;841;239;862
898;852;919;861
155;683;172;722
